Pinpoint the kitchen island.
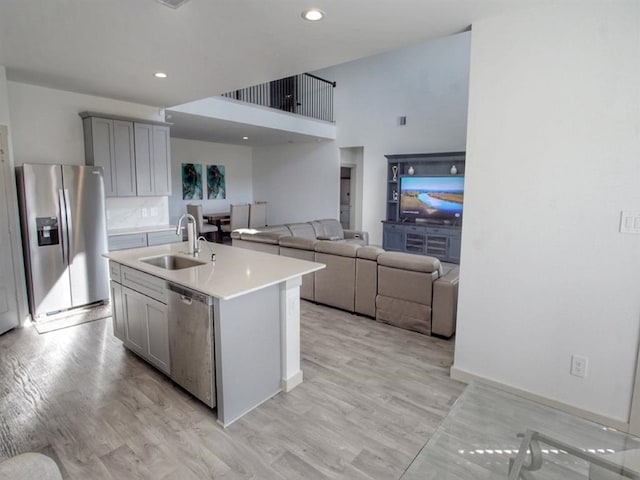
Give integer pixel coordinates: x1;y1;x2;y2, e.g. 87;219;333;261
104;241;324;426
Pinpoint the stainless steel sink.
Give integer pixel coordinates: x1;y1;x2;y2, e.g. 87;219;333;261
140;254;206;270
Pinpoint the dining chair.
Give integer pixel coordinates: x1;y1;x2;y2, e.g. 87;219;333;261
220;204;250;243
186;204;218;241
249;202;267;228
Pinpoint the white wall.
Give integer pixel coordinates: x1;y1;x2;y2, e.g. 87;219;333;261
7;81;163;165
453;3;640;424
6;82;175;230
0;67;29;325
252;141;340;225
314;32;471;244
0;67;9;126
169;138;253;222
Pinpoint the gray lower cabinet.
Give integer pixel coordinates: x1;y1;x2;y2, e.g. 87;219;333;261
110;280;126;341
111;263;170;374
146;230;181;246
145;295;170;373
108;230;181;251
108;233;148;251
122;286;169;374
122;286;149;356
382;223;405;251
382;222;462;263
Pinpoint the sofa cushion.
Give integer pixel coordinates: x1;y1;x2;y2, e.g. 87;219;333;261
286;222;317;239
314;252;356;311
314;240;359;258
377;251;441;274
376;295;431;335
231;227;260;239
261;225;290;234
344;229;368;245
378;265;434;305
312;219;345;240
232;238;280;255
280;246;316;301
279;236;318;250
356;246;385;261
432;265;459;338
239;231;285;244
355;253;380;318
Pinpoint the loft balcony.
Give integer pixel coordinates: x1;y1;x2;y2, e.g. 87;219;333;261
221;73;336;123
167;73;337;146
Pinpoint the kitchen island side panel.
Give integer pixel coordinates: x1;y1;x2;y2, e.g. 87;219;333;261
214;284;282;427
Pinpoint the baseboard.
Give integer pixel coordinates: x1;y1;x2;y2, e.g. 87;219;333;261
450;365;630;432
282;370;303;392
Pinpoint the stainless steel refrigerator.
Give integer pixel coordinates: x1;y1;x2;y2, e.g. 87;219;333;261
16;164;109;319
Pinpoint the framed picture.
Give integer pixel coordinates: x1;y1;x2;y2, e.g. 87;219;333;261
182;163;202;200
207;165;226;199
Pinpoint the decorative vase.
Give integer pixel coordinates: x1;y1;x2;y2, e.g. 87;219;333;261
392;165;398;181
408;166;415;176
450;164;458;175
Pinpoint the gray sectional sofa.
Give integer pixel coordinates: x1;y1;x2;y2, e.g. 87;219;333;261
232;218;458;338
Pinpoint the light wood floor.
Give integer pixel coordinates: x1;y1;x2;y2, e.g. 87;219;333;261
0;301;464;479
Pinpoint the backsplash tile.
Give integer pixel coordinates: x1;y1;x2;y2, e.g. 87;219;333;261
106;196;170;229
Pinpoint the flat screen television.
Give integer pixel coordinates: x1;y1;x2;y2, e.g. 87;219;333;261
399;176;464;222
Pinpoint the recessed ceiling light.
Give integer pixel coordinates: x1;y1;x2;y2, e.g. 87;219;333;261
302;9;324;21
242;136;249;140
154;72;168;79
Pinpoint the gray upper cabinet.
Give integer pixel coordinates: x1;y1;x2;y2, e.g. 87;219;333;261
152;125;171;196
83;116;136;197
134;123;171;196
81;112;171;197
134;123;153;196
113;120;136;196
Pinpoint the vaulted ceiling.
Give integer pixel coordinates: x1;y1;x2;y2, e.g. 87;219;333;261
0;0;549;108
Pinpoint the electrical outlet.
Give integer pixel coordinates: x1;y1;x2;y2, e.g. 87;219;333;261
571;355;588;378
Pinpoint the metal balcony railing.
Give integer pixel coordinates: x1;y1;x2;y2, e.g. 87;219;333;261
221;73;336;122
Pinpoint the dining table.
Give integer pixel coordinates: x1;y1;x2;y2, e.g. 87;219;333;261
203;211;231;243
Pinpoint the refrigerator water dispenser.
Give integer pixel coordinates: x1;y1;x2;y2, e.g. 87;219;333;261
36;217;59;246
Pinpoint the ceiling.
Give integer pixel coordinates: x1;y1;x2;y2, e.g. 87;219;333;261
0;1;559;146
0;0;549;109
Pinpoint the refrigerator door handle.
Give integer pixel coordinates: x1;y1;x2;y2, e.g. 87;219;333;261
58;188;68;264
63;188;72;264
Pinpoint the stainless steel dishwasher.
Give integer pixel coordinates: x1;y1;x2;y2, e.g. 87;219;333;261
167;282;216;408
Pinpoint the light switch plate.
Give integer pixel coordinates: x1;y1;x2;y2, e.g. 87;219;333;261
620;211;640;234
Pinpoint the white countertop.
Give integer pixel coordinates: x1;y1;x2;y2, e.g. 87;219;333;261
108;225;179;236
104;242;325;300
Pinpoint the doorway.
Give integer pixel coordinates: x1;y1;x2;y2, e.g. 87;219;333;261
339;146;363;231
339;167;353;229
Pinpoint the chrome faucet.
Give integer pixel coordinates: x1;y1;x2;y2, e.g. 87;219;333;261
176;213;200;255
